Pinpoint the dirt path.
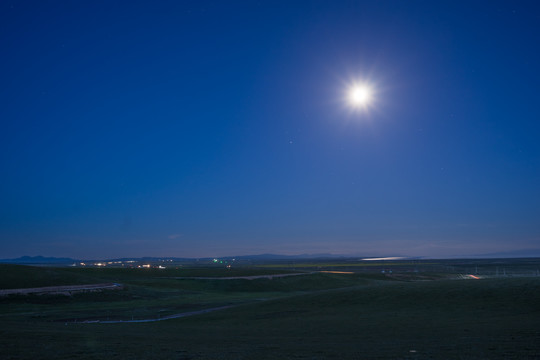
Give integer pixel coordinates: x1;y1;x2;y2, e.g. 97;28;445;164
0;283;123;296
84;305;236;324
165;272;313;280
75;273;314;324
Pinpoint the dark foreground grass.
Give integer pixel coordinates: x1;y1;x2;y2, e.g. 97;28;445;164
1;275;540;359
0;264;300;290
0;272;378;323
0;264;100;289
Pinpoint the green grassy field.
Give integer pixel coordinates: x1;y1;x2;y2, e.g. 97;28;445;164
1;262;539;359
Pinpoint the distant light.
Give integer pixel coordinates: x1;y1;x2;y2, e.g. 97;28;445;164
361;257;405;261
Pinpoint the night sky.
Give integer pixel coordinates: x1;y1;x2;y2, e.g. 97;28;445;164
1;1;539;259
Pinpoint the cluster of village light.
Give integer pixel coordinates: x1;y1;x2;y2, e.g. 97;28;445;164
75;259;172;269
75;258;236;269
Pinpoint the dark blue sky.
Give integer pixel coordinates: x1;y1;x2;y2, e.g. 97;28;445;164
1;1;539;259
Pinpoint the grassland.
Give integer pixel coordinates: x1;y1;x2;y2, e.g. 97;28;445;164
1;259;539;359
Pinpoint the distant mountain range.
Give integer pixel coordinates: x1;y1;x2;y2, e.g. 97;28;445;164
468;249;540;259
220;253;348;260
1;250;539;265
0;253;351;265
99;253;350;262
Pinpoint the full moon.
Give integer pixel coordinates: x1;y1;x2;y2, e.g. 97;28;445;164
348;85;372;108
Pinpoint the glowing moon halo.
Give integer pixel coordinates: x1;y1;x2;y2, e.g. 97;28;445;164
348;84;372;108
